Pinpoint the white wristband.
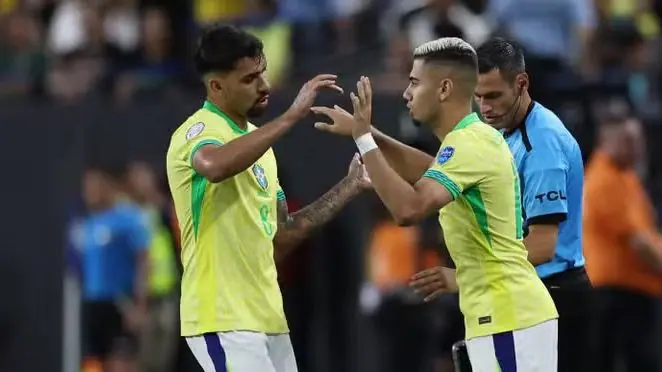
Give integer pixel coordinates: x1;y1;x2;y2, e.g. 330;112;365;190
355;133;378;156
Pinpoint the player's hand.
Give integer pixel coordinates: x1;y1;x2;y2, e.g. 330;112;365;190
312;76;373;138
346;153;372;189
287;74;343;121
409;266;458;302
311;104;355;137
349;76;373;138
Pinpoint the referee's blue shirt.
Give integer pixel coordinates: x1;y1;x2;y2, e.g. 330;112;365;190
71;203;151;301
503;102;585;278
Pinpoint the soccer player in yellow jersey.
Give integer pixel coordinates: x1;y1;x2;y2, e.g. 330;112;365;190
166;24;370;372
313;38;558;372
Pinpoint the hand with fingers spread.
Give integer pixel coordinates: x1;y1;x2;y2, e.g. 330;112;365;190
311;105;355;137
349;76;373;138
409;266;458;302
287;74;344;121
312;76;373;139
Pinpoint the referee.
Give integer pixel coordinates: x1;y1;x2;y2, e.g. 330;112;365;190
474;38;592;372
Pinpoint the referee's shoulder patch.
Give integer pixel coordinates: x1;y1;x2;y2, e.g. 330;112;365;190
185;122;205;140
436;146;455;164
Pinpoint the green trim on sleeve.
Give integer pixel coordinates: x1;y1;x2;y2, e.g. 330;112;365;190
423;169;461;199
276;189;286;201
189;139;223;166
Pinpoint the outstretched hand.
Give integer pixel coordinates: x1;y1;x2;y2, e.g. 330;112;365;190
311;105;354;136
312;76;374;139
349;76;373;138
288;74;344;121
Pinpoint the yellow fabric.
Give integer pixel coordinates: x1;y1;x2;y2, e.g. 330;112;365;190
423;113;557;339
145;208;178;296
0;0;17;14
609;0;635;16
608;0;659;37
245;22;292;88
637;12;660;38
167;101;287;336
194;0;248;23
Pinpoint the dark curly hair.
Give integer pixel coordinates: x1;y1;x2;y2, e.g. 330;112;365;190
193;24;264;75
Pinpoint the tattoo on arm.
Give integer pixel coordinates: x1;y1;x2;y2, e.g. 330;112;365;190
273;177;360;261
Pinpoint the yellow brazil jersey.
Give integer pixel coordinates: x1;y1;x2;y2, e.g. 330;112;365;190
422;113;558;340
166;100;288;336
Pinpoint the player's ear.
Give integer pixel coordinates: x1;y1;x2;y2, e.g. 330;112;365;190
515;73;529;93
207;73;223;95
438;78;453;102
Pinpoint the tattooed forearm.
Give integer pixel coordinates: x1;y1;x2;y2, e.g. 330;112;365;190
273;177;361;262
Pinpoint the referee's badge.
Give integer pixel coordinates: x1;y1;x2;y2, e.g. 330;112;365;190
437;146;455;164
252;164;269;191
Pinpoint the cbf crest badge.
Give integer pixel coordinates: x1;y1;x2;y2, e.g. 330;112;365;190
252;164;269;191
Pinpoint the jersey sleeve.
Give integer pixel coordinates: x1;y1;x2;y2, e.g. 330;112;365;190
422;131;482;200
521;138;569;223
185;121;226;165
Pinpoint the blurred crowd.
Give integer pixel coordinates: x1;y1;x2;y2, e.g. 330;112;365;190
68;162;181;372
1;0;661;113
67;161;321;372
0;0;374;103
15;0;661;371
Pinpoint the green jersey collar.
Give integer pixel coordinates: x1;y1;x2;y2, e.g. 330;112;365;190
202;100;246;135
453;112;479;131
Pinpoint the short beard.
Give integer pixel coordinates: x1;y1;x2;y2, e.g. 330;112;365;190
247;105;266;118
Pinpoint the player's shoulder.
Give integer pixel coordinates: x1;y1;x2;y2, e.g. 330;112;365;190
449;119;504;148
171;108;233;145
439;122;501;165
527;103;565;132
172;109;212;137
527;103;578;146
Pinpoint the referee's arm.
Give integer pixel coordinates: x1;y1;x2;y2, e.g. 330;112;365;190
520;149;569;265
525;217;563;265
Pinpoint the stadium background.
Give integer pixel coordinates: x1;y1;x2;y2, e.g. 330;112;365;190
0;0;661;371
